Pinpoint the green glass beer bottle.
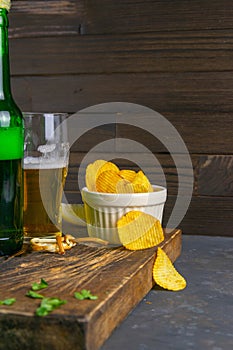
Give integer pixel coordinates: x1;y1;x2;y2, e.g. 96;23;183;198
0;1;24;256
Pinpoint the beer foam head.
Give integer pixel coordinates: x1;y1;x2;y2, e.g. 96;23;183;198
23;157;67;169
0;0;11;11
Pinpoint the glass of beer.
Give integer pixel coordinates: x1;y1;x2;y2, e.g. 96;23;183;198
23;113;69;239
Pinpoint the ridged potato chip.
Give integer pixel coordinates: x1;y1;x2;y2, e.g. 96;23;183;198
85;159;107;191
117;210;164;250
96;170;132;193
119;169;136;182
85;160;154;194
85;160;119;191
98;161;119;175
131;170;153;193
153;247;186;291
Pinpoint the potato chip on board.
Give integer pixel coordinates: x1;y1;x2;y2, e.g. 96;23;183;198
153;247;186;291
117;210;164;250
85;159;107;191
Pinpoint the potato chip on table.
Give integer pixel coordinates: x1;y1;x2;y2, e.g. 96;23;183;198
153;247;186;291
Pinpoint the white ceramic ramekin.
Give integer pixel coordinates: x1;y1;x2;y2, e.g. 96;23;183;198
81;185;167;245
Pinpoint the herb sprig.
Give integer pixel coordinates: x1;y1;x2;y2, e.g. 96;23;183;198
1;279;98;317
36;297;67;317
0;298;16;306
74;289;98;300
26;278;67;317
31;278;48;291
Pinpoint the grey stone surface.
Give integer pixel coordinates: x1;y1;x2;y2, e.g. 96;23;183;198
101;235;233;350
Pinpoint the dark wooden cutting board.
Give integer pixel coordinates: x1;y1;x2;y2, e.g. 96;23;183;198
0;229;182;350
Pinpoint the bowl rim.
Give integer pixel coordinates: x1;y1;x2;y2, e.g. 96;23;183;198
81;184;166;197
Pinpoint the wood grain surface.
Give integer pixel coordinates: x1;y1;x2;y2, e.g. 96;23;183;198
0;229;181;350
5;1;233;236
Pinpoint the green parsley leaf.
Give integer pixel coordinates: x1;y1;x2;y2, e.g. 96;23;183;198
36;306;49;317
0;298;16;306
36;297;67;317
74;289;98;300
26;290;44;299
31;278;48;291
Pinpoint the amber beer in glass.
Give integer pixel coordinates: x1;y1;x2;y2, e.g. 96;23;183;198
23;113;69;238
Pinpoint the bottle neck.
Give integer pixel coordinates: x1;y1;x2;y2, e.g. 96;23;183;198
0;8;11;101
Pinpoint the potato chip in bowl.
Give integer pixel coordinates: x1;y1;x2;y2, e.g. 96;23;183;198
81;160;167;246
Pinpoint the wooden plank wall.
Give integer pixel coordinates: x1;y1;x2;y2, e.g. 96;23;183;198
8;0;233;236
